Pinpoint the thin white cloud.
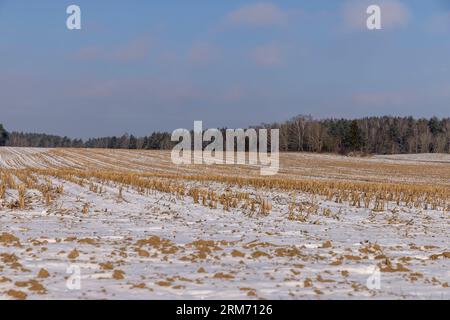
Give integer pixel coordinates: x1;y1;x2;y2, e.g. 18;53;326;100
187;43;220;65
343;0;410;31
226;2;288;27
73;46;103;60
111;38;151;62
73;77;203;104
426;11;450;33
350;85;450;107
352;91;413;106
72;38;151;63
251;44;283;66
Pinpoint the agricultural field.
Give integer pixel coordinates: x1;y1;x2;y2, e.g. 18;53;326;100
0;147;449;300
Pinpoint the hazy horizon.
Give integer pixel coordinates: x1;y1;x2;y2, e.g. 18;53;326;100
3;114;450;141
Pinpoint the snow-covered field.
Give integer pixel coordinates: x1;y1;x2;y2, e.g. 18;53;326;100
0;147;448;300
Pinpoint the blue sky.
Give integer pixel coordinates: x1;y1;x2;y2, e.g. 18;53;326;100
1;0;450;138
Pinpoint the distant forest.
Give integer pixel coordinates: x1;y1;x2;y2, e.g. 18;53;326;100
1;116;450;155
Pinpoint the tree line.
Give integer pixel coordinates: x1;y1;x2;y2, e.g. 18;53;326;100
1;115;449;154
271;115;450;154
3;131;174;150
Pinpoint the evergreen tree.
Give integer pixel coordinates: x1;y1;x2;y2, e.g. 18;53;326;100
129;135;137;149
142;136;149;149
348;120;363;151
0;124;8;146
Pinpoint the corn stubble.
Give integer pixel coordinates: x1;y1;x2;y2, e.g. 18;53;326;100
0;157;448;217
